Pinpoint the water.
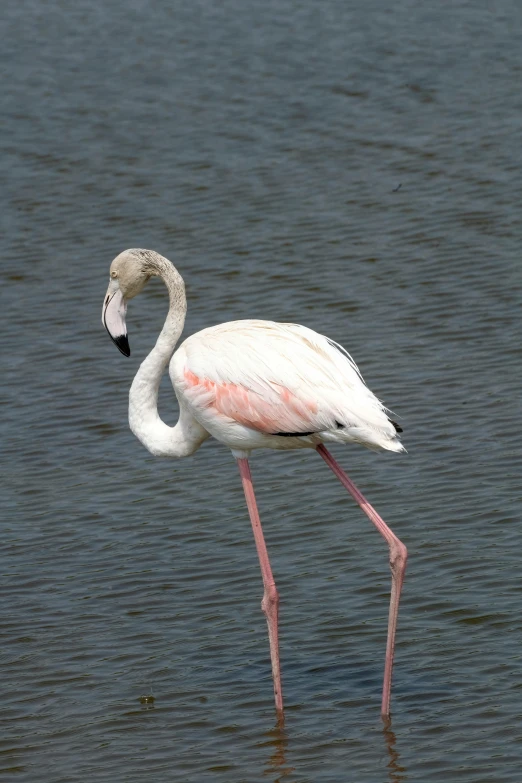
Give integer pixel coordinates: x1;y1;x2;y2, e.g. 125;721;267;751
2;0;522;780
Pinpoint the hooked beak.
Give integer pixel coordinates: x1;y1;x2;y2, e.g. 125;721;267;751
102;281;130;357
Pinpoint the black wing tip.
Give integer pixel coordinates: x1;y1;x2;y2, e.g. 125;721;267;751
389;419;403;433
273;430;317;437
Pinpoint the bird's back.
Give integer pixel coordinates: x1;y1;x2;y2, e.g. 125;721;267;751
171;320;404;453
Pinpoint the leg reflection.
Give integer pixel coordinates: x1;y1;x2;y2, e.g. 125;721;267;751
382;717;407;783
261;717;295;781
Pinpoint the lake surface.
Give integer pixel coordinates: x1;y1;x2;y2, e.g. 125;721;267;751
2;0;522;780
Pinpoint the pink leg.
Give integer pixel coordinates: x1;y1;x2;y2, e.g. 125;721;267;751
316;444;407;718
237;458;284;715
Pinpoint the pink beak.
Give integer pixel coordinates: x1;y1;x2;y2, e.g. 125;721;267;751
102;284;130;357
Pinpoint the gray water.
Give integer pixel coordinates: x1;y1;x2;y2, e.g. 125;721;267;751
2;0;522;780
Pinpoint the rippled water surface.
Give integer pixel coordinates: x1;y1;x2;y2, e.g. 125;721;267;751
3;1;522;780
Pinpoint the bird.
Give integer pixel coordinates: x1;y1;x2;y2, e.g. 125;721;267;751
102;248;407;719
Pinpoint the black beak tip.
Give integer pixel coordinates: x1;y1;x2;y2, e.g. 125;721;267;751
113;334;131;357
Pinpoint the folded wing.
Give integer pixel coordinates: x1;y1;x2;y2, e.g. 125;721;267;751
172;320;399;449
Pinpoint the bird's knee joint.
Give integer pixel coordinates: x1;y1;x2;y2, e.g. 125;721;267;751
261;583;279;617
389;541;407;577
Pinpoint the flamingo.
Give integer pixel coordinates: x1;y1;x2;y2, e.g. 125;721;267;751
102;248;407;718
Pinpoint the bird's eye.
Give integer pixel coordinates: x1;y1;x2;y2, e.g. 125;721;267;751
110;270;118;279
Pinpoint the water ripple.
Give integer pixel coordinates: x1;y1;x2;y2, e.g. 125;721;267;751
2;0;522;781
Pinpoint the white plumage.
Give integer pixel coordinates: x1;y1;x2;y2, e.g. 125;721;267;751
102;248;407;719
172;319;404;455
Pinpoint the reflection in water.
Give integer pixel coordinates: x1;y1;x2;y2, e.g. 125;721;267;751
259;714;408;782
383;718;408;783
261;717;295;781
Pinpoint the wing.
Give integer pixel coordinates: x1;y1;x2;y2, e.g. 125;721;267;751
172;320;394;441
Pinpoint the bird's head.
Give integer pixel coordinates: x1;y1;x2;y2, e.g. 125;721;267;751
102;249;156;356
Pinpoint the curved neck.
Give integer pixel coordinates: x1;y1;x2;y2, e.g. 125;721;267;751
128;258;192;456
143;257;187;367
